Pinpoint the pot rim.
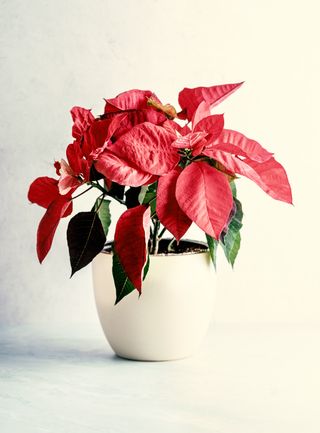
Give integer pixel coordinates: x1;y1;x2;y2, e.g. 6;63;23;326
101;239;209;257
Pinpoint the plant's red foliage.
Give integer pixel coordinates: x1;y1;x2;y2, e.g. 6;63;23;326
28;82;292;291
114;205;151;292
105;89;160;113
208;149;292;204
95;152;156;187
37;194;73;263
171;132;208;150
110;122;178;175
95;122;179;185
206;129;273;162
71;107;95;140
176;162;233;240
194;114;224;143
156;167;192;241
178;82;244;120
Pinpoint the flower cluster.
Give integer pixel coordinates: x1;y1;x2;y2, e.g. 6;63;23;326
28;83;292;303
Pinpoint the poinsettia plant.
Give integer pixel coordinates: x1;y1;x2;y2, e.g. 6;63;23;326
28;82;292;303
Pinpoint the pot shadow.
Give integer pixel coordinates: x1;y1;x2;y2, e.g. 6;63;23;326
0;336;128;365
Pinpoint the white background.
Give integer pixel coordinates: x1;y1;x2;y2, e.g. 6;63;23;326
0;0;319;326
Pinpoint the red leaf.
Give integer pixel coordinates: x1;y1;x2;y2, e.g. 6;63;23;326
104;89;161;113
208;129;273;162
192;101;211;127
82;118;111;157
28;177;60;209
194;114;224;143
209;150;293;204
66;142;90;182
176;162;233;239
111;122;179;175
171;132;207;149
95;152;154;187
70;107;94;140
178;82;244;120
156;167;192;241
114;205;150;292
37;195;72;263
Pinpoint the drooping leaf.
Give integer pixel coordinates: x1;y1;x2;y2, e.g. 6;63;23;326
67;211;106;276
92;198;111;237
112;252;136;304
37;195;73;263
110;122;179;175
176;161;233;240
95;151;154;187
206;234;218;269
156;167;192;241
178;82;244;120
208;150;293;204
28;177;60;209
208;129;273;163
220;198;243;266
114;205;150;292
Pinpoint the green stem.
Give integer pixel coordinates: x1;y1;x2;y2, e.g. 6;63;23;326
158;226;167;239
151;219;160;255
71;185;94;200
168;237;176;253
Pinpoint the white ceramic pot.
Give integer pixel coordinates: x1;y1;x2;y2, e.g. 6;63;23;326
92;243;216;361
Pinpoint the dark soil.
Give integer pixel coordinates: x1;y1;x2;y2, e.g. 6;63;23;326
102;239;208;255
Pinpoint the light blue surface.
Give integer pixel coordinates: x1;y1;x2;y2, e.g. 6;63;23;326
1;324;319;433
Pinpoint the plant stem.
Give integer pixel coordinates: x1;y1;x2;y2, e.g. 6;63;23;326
71;185;94;200
158;226;167;239
168;237;176;253
92;182;126;205
151;219;160;255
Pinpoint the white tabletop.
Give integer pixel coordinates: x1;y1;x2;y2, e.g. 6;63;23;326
1;323;319;433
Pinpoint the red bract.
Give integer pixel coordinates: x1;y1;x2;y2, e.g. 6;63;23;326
28;177;73;262
95;152;155;187
114;205;151;292
28;83;292;304
176;162;234;240
95;122;179;186
156;167;192;241
203;130;292;204
178;82;244;120
208;149;292;204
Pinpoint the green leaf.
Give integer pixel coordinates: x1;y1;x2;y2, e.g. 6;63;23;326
220;198;243;266
206;234;218;269
139;182;157;214
230;180;237;198
67;212;106;277
92;198;111;237
112;252;135;304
